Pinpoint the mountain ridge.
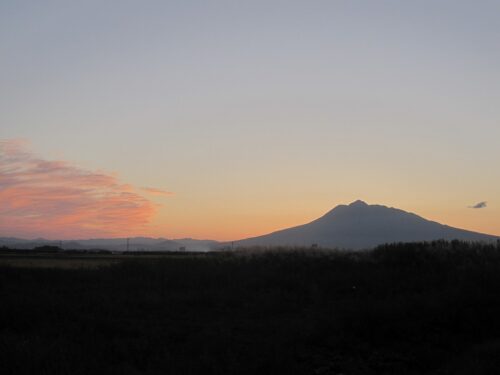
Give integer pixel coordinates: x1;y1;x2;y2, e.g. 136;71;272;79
0;237;219;252
2;201;497;251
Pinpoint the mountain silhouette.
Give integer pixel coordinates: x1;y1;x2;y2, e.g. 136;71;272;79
234;200;498;249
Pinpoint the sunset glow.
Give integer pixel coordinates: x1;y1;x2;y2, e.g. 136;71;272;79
1;1;499;241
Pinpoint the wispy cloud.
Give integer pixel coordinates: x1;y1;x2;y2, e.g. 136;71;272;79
0;139;169;239
141;187;174;197
469;201;487;209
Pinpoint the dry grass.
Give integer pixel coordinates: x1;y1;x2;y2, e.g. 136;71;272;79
0;252;200;269
0;257;118;269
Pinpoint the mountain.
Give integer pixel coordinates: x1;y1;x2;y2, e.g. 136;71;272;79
233;200;499;249
2;202;497;251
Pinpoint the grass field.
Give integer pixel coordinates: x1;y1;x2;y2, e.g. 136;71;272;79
0;254;119;269
0;252;199;269
1;241;500;374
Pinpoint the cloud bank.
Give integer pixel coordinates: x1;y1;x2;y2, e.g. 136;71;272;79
0;139;168;239
469;201;487;209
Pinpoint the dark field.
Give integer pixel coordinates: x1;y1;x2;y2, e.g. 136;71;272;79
1;241;500;374
0;251;191;269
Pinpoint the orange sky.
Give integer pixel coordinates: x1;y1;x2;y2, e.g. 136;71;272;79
1;139;499;240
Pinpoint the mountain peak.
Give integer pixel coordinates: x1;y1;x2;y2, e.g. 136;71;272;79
348;200;368;207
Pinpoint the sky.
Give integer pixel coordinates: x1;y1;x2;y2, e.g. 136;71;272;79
1;0;499;240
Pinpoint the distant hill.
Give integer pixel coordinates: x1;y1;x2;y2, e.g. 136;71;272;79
0;237;219;252
173;238;220;252
234;200;499;249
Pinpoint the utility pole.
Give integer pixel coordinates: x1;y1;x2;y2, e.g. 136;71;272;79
126;238;130;252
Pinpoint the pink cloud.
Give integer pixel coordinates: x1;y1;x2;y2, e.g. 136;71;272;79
0;139;168;239
141;187;174;197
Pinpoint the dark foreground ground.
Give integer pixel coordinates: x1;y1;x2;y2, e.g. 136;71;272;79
1;241;500;375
